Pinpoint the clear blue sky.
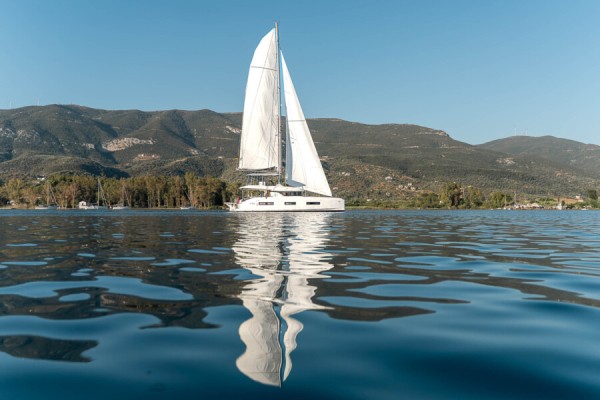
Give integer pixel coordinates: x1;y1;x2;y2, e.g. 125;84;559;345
1;0;599;145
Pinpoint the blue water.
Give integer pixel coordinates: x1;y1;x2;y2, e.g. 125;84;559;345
0;209;599;399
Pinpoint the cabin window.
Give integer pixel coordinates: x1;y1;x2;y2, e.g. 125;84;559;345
285;202;296;205
306;202;320;205
258;202;274;206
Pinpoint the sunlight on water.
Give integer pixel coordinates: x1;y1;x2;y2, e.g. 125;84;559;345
0;209;599;399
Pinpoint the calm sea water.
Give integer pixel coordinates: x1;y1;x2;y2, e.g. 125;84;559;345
0;209;599;399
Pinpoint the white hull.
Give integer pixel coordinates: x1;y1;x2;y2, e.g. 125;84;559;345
78;205;107;210
34;205;58;210
227;195;344;212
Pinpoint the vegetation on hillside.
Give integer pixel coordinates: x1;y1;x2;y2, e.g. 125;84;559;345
2;105;600;202
0;173;233;209
346;180;599;210
1;173;597;210
479;135;600;179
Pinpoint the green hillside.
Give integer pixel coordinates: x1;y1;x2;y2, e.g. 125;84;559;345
478;135;600;179
1;105;599;200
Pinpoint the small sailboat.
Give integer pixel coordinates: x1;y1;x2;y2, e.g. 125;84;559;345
35;182;59;210
79;178;108;210
111;184;129;210
179;190;195;210
226;24;344;212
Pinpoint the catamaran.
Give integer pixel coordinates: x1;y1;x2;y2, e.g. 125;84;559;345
226;24;344;212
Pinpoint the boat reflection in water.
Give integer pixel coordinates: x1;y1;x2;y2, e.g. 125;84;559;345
232;212;334;386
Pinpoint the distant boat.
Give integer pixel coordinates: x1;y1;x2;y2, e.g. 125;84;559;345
35;182;59;210
78;201;99;210
225;24;344;212
180;189;195;210
34;205;58;210
79;178;108;210
111;185;129;210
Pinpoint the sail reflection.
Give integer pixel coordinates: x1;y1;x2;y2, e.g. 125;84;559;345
232;212;334;386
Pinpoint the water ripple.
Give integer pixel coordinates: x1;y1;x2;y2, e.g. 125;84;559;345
0;276;192;301
0;210;599;399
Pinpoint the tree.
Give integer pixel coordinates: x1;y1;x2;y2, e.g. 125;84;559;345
21;186;39;208
418;192;441;208
171;175;183;208
184;172;199;208
587;189;598;201
440;182;462;208
463;186;485;209
0;173;231;209
6;178;24;205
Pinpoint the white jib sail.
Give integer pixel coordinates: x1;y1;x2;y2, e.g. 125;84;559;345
281;54;332;196
239;28;280;170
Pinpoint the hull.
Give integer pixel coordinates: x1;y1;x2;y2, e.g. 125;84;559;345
227;195;344;212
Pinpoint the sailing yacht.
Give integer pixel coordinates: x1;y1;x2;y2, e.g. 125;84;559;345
226;24;344;212
35;182;59;210
78;178;108;210
111;185;129;210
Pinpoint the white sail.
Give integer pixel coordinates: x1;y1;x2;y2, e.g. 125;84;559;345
281;54;332;197
226;25;345;212
238;28;280;170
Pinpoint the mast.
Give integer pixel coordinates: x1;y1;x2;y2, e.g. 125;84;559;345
275;21;283;184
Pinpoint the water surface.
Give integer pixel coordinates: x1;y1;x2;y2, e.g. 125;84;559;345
0;209;599;399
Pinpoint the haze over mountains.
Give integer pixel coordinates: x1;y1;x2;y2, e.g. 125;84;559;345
1;104;599;200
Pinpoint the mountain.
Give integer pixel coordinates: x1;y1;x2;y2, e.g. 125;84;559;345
478;136;600;180
1;105;599;200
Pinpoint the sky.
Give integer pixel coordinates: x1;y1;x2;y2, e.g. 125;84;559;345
1;0;599;145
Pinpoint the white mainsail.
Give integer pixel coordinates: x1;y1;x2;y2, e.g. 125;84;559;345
238;28;280;170
281;54;332;197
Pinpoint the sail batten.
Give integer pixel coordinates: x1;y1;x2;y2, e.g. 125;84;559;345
281;54;332;197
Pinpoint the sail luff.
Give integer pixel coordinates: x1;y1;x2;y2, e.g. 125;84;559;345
281;54;332;197
239;28;280;171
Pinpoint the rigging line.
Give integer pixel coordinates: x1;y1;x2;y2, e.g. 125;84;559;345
250;66;278;72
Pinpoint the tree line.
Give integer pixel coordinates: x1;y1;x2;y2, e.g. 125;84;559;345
347;182;599;209
2;174;597;210
414;182;599;209
0;173;239;209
